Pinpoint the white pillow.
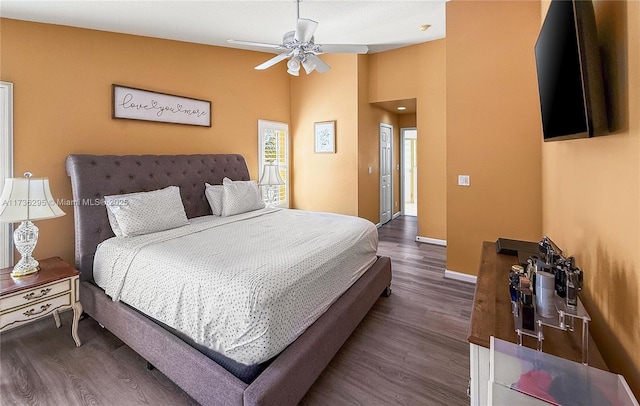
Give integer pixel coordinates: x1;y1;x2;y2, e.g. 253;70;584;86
204;183;224;216
105;202;125;237
104;186;189;237
221;177;265;217
104;190;155;237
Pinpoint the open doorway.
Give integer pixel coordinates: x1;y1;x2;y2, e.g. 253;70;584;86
401;128;417;216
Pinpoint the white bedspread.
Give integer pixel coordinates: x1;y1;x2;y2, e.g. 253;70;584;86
93;208;378;365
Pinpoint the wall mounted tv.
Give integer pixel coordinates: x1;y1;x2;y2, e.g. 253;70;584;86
535;0;608;142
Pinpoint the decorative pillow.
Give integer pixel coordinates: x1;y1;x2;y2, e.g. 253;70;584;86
204;183;224;216
104;186;189;237
221;177;265;217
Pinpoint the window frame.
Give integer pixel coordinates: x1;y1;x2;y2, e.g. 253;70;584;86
258;119;290;208
1;82;14;268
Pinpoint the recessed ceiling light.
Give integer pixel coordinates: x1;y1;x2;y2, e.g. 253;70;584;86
420;24;431;32
397;106;407;111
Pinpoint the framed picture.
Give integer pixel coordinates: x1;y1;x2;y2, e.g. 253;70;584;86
112;84;211;127
314;121;336;153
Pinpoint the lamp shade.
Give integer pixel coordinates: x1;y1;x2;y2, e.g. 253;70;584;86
259;164;285;186
0;174;65;223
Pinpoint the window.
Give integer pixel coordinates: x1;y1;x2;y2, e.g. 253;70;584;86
1;82;14;268
258;120;289;208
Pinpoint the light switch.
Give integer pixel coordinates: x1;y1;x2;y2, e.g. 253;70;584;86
458;175;470;186
368;166;372;174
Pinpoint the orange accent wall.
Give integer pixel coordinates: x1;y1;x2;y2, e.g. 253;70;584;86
446;1;542;275
356;108;400;223
357;54;401;224
399;114;417;129
358;55;400;224
541;0;640;396
290;53;359;215
368;40;448;240
0;19;290;265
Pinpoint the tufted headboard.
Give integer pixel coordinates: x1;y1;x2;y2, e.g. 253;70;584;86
65;154;251;282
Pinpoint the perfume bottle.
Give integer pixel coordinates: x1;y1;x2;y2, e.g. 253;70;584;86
509;265;523;303
554;263;567;298
566;269;579;309
520;287;535;331
535;271;556;318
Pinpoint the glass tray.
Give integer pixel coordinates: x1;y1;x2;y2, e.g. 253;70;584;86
512;294;591;364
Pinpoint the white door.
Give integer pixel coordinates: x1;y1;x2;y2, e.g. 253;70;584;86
380;124;393;225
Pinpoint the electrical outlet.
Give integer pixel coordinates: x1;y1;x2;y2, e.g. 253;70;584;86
458;175;470;186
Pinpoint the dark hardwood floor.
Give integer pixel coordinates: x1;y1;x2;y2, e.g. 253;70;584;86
1;216;476;405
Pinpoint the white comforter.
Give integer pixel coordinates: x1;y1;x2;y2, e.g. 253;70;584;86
93;208;378;365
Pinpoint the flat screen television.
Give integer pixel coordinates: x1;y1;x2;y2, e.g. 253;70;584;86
534;0;608;141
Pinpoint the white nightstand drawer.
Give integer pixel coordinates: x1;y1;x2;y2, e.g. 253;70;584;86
0;292;72;331
1;279;71;313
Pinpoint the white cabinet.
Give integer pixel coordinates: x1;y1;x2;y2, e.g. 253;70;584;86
469;342;490;406
474;337;640;406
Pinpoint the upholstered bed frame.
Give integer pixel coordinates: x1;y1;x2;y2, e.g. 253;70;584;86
65;154;392;406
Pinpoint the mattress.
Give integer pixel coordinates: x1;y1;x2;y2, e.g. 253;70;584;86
93;208;378;365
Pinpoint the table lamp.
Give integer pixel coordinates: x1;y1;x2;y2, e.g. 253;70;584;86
259;162;285;207
0;172;65;277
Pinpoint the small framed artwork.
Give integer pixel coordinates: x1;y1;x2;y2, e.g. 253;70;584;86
314;121;336;153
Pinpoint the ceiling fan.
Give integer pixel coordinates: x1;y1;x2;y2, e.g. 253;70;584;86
228;0;369;76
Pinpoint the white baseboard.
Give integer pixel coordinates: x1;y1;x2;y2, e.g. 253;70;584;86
392;211;401;220
444;269;477;284
375;222;382;228
415;236;447;246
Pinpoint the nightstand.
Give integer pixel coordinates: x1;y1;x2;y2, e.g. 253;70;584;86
0;257;82;347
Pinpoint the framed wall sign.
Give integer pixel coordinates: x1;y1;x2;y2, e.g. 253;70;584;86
314;121;336;153
112;84;211;127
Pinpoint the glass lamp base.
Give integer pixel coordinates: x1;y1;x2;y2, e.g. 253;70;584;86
264;185;277;208
11;221;40;277
10;264;39;278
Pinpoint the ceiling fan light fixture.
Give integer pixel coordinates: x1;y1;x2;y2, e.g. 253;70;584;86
302;58;316;74
287;58;301;76
231;0;359;76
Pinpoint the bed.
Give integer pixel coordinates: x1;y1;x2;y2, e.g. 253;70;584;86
65;154;392;406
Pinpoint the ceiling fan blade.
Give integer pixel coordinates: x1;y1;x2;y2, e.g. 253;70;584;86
295;18;318;43
255;52;292;70
227;39;285;50
304;54;331;74
316;44;369;54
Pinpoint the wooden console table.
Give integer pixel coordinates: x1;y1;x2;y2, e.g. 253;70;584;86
467;241;607;405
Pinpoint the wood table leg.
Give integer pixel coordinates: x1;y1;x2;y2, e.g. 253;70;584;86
53;309;61;328
71;301;83;347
